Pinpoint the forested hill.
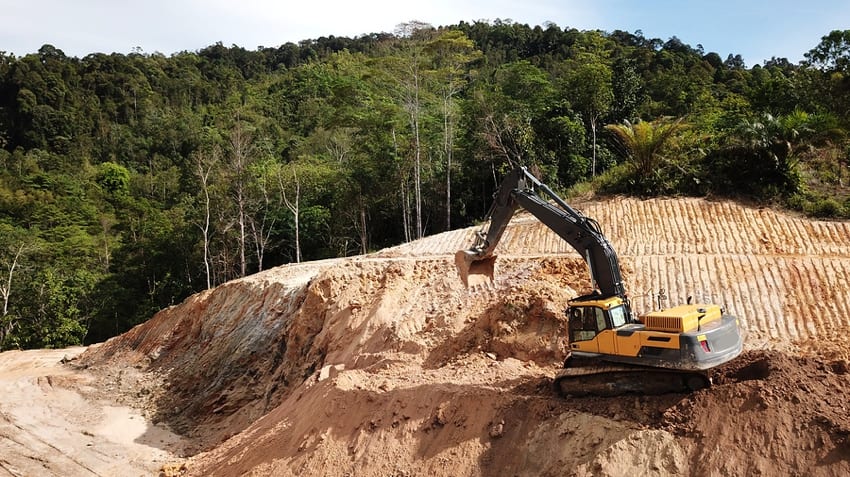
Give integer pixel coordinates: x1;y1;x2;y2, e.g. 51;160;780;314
1;21;849;349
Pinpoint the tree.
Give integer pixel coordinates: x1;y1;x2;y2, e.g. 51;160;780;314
247;158;278;272
803;30;850;121
611;59;643;120
605;117;687;179
0;224;33;348
425;30;481;230
563;60;614;176
275;157;338;262
95;162;131;197
475;61;554;168
192;146;220;289
805;30;850;72
227;120;256;278
392;21;435;240
279;165;302;263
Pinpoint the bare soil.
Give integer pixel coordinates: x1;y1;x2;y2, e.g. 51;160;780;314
2;197;850;476
0;347;186;476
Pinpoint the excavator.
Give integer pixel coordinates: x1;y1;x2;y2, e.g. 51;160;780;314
455;166;743;396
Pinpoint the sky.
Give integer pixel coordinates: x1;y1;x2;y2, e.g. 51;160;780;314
2;0;849;67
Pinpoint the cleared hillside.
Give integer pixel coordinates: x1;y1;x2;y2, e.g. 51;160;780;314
3;197;850;476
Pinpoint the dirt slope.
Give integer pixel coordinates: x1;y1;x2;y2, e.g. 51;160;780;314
5;197;850;476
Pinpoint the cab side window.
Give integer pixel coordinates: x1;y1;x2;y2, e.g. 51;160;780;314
570;307;604;342
594;307;607;331
609;306;627;328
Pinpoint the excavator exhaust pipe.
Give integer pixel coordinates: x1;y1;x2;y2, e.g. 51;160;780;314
455;250;496;287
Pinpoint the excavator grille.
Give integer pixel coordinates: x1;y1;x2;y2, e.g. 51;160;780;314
642;315;684;333
641;304;722;333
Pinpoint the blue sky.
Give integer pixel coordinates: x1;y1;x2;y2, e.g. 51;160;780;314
2;0;849;67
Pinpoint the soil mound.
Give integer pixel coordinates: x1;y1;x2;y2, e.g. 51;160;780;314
664;350;850;476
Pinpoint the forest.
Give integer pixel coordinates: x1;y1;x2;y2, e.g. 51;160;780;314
1;21;849;350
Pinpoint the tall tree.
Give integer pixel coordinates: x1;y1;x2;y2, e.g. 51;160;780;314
0;224;31;346
563;60;614;176
425;30;481;230
279;165;302;263
192;146;220;289
803;30;850;120
227;120;256;278
474;61;554;169
393;21;434;240
804;30;850;72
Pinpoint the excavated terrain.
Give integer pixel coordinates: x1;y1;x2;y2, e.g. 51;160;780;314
3;197;850;476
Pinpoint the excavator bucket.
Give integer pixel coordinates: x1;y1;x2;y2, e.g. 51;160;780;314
455;250;496;287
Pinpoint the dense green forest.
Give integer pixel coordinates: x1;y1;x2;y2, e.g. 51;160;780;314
1;21;849;350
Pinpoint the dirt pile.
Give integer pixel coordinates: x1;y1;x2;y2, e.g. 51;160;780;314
10;197;850;476
665;351;850;476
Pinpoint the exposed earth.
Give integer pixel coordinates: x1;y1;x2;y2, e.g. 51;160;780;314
2;197;850;476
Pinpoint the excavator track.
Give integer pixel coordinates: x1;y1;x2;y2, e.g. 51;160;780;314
553;362;711;397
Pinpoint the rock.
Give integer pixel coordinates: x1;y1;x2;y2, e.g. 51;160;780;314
489;420;505;438
159;462;188;477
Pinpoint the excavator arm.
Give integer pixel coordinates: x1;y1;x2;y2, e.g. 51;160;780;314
457;167;626;298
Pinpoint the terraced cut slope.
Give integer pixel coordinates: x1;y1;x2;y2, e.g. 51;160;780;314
2;197;850;476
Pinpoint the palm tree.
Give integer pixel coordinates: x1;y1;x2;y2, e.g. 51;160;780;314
605;117;687;179
729;110;845;194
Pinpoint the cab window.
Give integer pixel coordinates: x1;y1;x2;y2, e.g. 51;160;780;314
609;305;627;328
594;307;607;331
570;306;606;342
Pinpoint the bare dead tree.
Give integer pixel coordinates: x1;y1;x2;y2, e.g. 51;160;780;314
0;237;30;348
277;165;302;263
228;122;256;278
1;243;25;318
249;165;277;272
193;146;220;289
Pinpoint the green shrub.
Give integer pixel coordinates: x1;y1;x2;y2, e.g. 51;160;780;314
804;197;844;218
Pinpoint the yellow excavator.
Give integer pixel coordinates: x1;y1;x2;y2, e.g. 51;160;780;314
456;167;744;396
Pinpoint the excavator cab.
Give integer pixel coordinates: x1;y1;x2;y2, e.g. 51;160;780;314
568;295;632;340
569;305;607;342
567;296;635;352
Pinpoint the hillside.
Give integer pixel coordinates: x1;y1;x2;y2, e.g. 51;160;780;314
2;197;850;476
3;27;849;352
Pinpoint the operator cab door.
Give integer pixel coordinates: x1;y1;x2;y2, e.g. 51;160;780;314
569;306;611;353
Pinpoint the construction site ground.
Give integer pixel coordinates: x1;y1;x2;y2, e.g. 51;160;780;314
2;197;850;476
